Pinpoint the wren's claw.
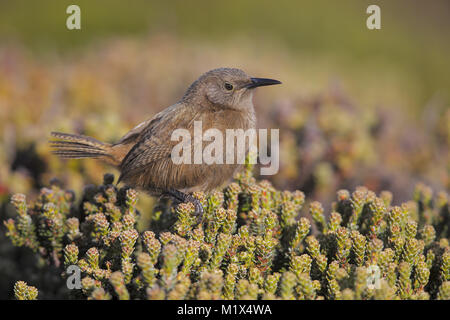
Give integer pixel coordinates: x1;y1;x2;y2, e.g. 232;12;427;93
166;189;204;223
191;198;204;221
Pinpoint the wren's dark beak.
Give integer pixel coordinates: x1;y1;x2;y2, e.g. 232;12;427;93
246;77;282;89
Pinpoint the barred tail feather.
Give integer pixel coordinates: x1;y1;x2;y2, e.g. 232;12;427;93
49;132;117;164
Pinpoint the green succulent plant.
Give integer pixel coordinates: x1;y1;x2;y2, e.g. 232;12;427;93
4;165;449;300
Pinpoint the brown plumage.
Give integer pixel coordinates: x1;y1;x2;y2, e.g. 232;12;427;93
50;68;281;217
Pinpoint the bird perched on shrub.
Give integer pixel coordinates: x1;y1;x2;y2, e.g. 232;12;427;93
50;68;281;217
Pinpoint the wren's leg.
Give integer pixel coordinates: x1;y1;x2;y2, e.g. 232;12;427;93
165;189;204;221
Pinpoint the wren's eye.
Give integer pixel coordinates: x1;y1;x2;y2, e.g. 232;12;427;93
224;82;234;91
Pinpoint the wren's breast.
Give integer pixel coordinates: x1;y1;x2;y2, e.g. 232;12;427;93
185;107;256;193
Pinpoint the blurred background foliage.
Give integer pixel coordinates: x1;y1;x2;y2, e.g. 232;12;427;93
0;0;449;298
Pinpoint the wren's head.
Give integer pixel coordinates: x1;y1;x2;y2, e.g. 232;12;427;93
182;68;281;111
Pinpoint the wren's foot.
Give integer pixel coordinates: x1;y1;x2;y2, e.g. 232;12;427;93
165;189;204;222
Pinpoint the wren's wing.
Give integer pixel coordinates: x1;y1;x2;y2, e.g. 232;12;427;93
116;118;157;145
117;103;198;184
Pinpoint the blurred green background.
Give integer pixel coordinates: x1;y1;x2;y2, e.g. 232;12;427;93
0;0;449;298
1;0;449;113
